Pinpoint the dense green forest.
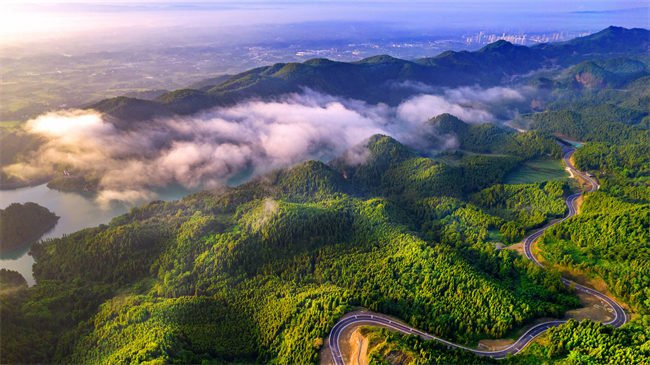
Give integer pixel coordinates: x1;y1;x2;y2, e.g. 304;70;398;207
525;317;650;364
2;136;580;364
430;113;563;159
361;316;650;365
470;181;568;243
573;142;650;175
0;202;59;254
0;269;28;291
514;110;649;144
2;25;650;365
538;192;650;312
538;141;650;314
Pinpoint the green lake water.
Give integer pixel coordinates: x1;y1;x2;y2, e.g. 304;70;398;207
0;184;196;285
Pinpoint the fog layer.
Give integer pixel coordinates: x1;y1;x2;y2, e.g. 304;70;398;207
6;87;526;205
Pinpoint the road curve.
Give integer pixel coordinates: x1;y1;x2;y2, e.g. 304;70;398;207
328;148;627;364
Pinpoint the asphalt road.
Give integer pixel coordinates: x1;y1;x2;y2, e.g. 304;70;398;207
328;148;627;364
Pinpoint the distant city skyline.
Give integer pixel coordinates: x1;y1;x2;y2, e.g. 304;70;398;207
2;0;647;66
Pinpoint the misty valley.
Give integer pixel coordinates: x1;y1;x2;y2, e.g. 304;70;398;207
1;2;649;365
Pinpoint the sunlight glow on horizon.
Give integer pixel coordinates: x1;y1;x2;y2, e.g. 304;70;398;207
1;1;647;48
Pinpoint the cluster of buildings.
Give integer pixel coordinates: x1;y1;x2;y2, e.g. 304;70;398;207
464;31;593;46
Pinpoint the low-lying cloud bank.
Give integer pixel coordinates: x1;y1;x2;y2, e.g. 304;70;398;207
4;86;528;205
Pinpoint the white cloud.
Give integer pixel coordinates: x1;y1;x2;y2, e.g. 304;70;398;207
4;86;527;203
397;94;495;125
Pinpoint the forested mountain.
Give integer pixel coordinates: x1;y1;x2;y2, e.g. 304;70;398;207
185;74;233;91
88;26;649;121
0;269;28;291
430;113;563;158
532;26;650;66
2;25;650;365
0;202;59;254
3;117;646;363
515;110;649;144
2;135;580;364
3;26;647;191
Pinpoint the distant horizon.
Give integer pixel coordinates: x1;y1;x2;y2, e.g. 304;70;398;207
2;0;647;52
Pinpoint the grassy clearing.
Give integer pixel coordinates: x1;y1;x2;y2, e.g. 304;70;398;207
505;158;568;185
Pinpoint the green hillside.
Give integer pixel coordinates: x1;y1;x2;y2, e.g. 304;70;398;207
429;113;563;158
3;117;648;364
2;136;579;364
360;316;650;365
0;202;59;254
556;58;649;89
185;74;234;91
538;142;650;314
517;110;649;144
532;26;650;66
2;25;650;365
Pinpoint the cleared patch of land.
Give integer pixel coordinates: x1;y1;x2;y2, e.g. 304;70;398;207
507;241;526;256
350;329;369;365
565;290;614;323
478;338;515;351
505;158;568;185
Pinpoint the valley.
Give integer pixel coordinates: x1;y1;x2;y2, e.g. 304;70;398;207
1;23;649;365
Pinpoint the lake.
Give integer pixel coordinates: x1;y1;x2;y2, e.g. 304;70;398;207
0;184;196;285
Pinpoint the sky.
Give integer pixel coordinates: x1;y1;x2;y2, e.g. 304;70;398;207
2;0;647;49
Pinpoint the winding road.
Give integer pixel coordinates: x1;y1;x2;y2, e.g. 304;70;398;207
328;148;627;363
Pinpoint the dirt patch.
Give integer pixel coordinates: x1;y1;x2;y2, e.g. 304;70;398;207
573;195;585;214
506;241;526;256
574;73;604;89
478;338;515;351
565;290;614;323
350;330;369;365
576;176;592;193
545;262;616;304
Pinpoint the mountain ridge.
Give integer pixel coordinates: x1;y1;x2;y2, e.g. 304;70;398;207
88;26;649;121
